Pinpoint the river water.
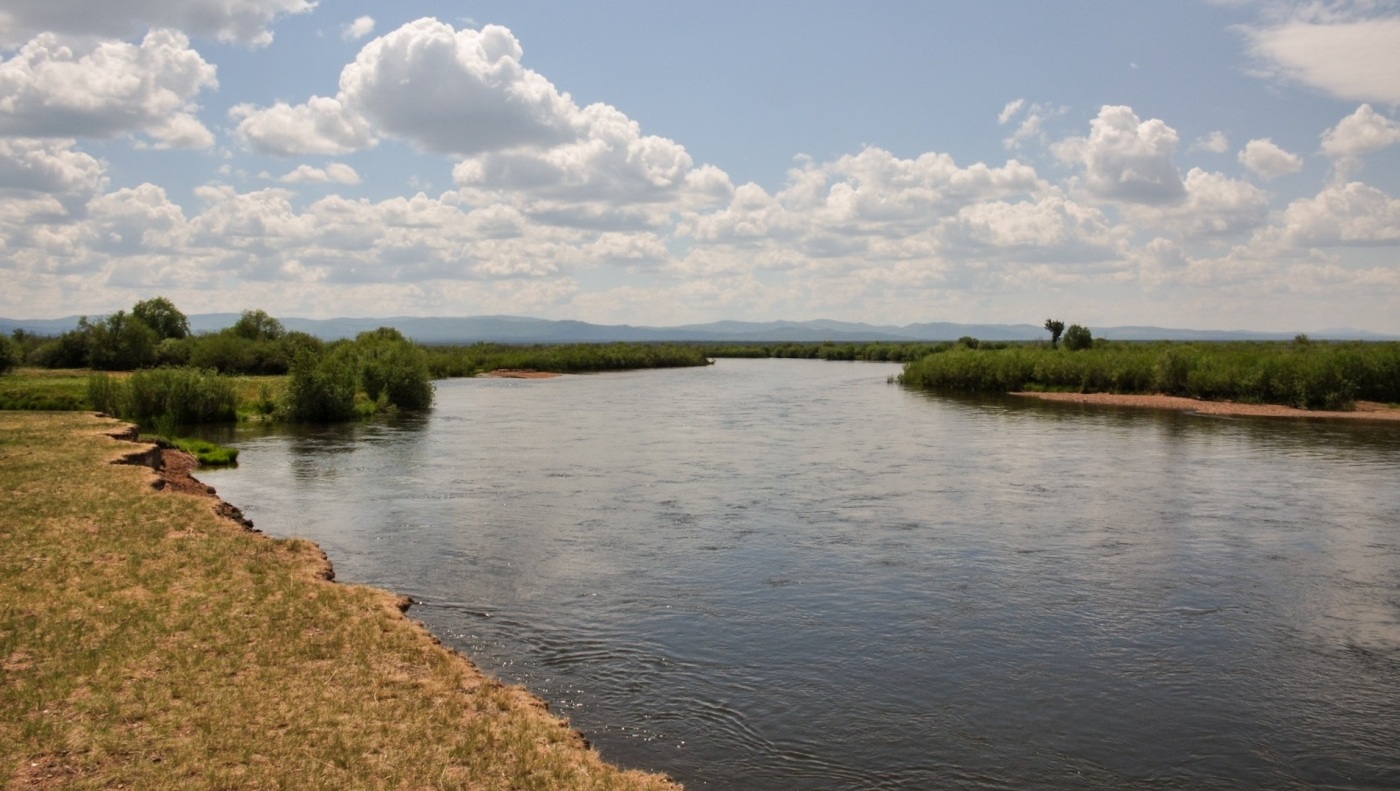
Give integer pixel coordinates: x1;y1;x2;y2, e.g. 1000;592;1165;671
201;359;1400;790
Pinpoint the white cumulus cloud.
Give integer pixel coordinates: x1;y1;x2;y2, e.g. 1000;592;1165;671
0;30;217;148
0;0;315;48
1055;105;1186;205
231;96;375;155
274;163;361;184
340;20;577;156
1190;131;1230;153
343;16;375;41
1320;104;1400;178
1238;138;1303;179
0;137;105;197
237;19;733;230
1281;181;1400;246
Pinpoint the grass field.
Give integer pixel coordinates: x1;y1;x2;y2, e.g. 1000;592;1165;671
0;368;99;411
0;411;679;790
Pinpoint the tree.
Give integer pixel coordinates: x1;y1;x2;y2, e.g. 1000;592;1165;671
354;328;434;410
132;296;190;340
87;311;157;370
1044;319;1065;349
284;349;357;422
231;309;285;341
1063;324;1093;351
0;334;17;374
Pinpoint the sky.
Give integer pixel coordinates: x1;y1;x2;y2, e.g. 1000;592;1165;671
1;1;1399;332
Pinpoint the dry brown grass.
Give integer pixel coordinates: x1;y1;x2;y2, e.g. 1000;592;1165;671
0;411;680;790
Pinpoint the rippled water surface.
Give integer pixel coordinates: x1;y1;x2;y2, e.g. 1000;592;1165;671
202;359;1400;790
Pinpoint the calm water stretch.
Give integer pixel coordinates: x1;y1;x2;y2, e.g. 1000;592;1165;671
202;359;1400;790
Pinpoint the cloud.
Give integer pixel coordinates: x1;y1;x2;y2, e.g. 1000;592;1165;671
1134;167;1270;238
1190;131;1230;154
231;20;578;156
942;196;1123;262
342;16;375;41
998;99;1025;125
1241;10;1400;103
273;163;361;184
1000;100;1066;150
231;96;375;155
1055;105;1186;205
340;20;577;156
1320;104;1400;178
0;30;218;148
0;0;315;48
0;138;107;215
1281;181;1400;246
237;19;732;229
1237;138;1303;179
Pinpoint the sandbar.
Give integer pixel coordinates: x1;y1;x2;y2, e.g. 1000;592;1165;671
1010;392;1400;421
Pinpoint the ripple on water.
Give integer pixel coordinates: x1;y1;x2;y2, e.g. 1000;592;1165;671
201;360;1400;791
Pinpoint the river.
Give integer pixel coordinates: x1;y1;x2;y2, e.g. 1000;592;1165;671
201;358;1400;790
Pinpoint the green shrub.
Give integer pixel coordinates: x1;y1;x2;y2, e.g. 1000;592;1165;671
1063;324;1093;351
355;328;434;410
284;350;357;422
0;335;16;374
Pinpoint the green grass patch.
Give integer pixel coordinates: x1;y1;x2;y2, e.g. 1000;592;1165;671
0;367;99;410
168;437;240;466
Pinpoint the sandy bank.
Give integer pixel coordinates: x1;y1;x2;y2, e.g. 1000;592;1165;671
1011;392;1400;421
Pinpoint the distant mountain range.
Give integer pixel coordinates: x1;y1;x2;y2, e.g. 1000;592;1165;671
2;313;1395;343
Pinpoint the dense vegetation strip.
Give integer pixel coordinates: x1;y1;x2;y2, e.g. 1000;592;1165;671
424;342;711;377
697;339;1000;362
0;412;678;790
897;340;1400;411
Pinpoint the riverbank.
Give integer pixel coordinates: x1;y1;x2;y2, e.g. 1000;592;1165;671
1012;391;1400;421
481;369;562;379
0;411;678;790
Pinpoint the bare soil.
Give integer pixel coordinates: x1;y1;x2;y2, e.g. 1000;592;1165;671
1011;392;1400;421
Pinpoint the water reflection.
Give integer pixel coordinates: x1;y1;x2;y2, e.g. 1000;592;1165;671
203;360;1400;790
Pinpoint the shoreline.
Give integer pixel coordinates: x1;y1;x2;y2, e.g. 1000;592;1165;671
1;412;677;789
120;421;675;785
480;369;562;379
1010;391;1400;421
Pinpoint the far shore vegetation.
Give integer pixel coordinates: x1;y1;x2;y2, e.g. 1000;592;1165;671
7;301;1400;421
0;297;713;436
898;326;1400;412
0;411;678;790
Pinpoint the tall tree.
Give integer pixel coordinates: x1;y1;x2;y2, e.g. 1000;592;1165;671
231;309;285;341
1043;319;1065;349
132;296;191;341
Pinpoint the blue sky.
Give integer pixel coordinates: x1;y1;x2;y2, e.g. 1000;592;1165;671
2;1;1398;331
